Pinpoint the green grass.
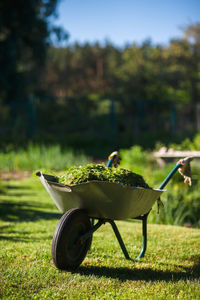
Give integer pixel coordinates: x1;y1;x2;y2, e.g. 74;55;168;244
0;176;200;299
0;144;90;172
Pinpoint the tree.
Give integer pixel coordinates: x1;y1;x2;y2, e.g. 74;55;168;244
0;0;67;102
163;23;200;104
43;23;200;106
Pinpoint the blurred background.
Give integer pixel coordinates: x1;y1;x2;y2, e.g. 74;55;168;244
0;0;200;156
0;0;200;226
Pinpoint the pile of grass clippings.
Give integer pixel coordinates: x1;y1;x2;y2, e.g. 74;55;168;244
59;163;150;188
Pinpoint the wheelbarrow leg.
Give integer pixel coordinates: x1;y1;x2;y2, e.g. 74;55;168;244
90;218;95;226
137;214;147;259
88;218;95;250
108;220;131;260
80;219;104;244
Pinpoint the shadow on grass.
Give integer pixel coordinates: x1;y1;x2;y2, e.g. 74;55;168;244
5;185;31;190
0;202;61;222
76;257;200;282
0;233;51;243
1;181;61;222
0;223;54;242
3;184;37;197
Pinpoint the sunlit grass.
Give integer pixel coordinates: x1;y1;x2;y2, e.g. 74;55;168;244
0;176;200;299
0;144;90;172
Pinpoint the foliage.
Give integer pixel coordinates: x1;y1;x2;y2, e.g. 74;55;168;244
156;181;200;227
45;42;121;99
44;24;200;104
0;0;67;102
1;24;200;150
154;133;200;153
0;177;200;298
168;133;200;151
0;144;89;172
119;145;153;174
120;144;200;228
59;163;150;188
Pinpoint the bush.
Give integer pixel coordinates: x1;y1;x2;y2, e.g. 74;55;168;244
169;133;200;151
119;145;154;174
119;144;200;227
149;173;200;227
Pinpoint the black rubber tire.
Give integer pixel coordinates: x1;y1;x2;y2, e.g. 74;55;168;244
51;208;92;270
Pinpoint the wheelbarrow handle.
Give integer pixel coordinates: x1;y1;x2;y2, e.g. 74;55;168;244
107;151;121;168
159;163;181;190
159;156;193;190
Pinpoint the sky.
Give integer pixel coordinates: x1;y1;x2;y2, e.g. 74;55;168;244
54;0;200;47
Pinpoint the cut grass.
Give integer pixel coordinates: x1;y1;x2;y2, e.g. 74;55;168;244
0;176;200;299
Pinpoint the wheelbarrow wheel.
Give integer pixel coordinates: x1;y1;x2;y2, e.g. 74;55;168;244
51;208;92;270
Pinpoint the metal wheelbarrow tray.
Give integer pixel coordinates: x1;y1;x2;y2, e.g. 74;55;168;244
39;173;163;220
36;157;190;270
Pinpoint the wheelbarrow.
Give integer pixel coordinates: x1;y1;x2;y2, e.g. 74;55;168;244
36;156;192;270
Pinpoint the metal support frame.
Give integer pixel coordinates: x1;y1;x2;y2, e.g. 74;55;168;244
80;217;148;260
108;220;130;260
80;219;104;244
137;215;147;259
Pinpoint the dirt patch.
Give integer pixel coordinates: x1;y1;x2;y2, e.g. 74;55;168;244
0;171;32;181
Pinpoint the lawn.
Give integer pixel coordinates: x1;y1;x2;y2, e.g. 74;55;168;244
0;176;200;299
